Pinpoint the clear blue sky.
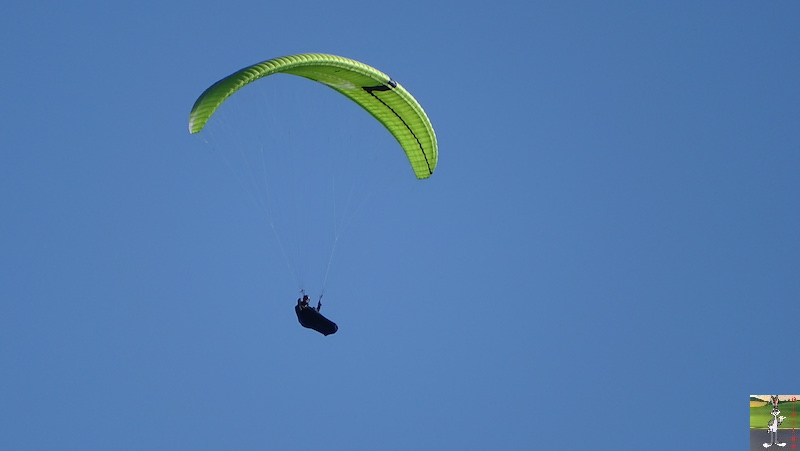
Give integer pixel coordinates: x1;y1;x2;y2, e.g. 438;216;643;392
2;1;798;449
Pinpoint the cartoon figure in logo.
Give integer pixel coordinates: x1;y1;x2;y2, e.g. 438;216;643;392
763;395;787;448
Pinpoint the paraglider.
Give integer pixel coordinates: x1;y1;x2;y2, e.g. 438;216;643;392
295;294;338;336
188;53;437;179
188;54;438;334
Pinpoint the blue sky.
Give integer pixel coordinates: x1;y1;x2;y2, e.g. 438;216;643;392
2;1;799;449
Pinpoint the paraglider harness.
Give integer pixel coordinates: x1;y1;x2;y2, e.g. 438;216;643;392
295;291;338;336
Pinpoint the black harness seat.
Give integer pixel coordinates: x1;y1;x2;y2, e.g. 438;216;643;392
295;305;338;336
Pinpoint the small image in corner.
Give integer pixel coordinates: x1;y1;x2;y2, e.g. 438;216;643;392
751;395;798;450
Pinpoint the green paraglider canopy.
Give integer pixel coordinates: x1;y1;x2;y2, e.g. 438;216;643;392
188;53;437;179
